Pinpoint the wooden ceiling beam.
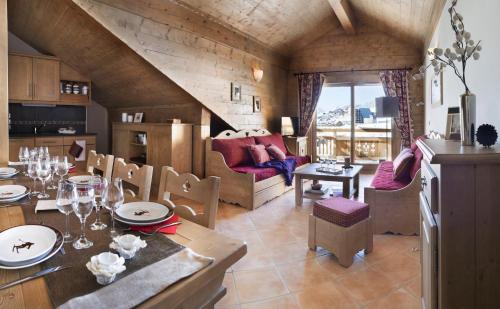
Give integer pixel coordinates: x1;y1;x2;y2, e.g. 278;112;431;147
328;0;356;35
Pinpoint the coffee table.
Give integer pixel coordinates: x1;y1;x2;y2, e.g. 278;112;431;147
293;163;363;206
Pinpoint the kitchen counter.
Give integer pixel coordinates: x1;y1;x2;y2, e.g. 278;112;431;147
9;132;97;139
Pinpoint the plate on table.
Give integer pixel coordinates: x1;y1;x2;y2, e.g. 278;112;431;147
115;212;174;226
0;185;27;199
0;170;19;179
0;167;18;176
116;202;171;224
67;175;92;184
0;191;30;203
0;225;57;267
0;225;63;270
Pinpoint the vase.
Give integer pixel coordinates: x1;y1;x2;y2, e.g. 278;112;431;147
460;91;476;146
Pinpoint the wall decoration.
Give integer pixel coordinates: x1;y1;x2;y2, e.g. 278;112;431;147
476;124;498;147
253;96;261;113
231;82;241;101
431;71;443;106
133;112;144;123
445;107;461;140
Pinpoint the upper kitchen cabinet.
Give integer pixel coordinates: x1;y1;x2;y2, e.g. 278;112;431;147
32;57;60;101
8;54;33;101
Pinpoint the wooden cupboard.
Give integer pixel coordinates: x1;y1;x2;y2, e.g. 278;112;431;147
284;136;308;156
8;55;33;101
32;57;60;101
8;137;35;162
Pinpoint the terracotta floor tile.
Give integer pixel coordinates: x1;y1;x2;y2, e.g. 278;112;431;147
370;253;420;283
268;241;327;265
404;276;421;299
364;288;419;309
277;259;334;292
233;268;288;303
315;253;368;280
294;280;360;309
338;268;399;304
216;273;239;307
240;295;299;309
257;226;301;246
356;235;402;265
232;243;274;271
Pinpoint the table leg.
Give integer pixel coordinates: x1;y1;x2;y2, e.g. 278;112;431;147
295;175;303;206
342;179;351;198
354;174;360;198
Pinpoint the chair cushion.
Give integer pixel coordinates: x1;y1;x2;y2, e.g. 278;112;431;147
313;197;369;227
255;133;288;154
287;155;311;167
248;144;271;164
212;137;256;167
410;147;423;179
371;161;411;190
231;165;279;182
266;144;287;160
393;148;414;180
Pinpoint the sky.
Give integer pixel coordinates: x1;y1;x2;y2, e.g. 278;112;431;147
317;84;385;114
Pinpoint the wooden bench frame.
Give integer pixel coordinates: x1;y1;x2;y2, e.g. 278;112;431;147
205;129;309;210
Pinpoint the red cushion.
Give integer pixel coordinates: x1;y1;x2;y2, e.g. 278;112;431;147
266;144;286;160
248;144;271;164
255;133;288;154
410;147;423;179
286;155;311;167
313;197;370;227
371;161;411;190
212;137;256;167
231;165;279;182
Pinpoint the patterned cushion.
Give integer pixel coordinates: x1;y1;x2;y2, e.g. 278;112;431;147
248;144;271;164
371;161;411;190
393;148;414;180
266;144;287;160
212;137;256;167
231;165;279;182
313;197;369;227
255;133;288;154
410;147;423;179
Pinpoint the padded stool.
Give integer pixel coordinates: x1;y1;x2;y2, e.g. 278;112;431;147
308;197;373;267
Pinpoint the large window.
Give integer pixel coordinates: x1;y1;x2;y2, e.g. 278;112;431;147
316;83;392;164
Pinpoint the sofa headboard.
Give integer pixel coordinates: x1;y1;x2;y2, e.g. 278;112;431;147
213;129;271;140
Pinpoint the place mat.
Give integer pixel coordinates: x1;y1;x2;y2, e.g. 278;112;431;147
21;204;185;307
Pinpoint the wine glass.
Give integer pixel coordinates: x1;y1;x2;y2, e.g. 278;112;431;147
56;156;69;182
47;156;59;190
18;147;29;175
36;157;51;199
72;184;95;249
90;176;108;231
27;158;40;196
38;146;49;159
29;148;38;160
103;178;124;238
55;181;77;243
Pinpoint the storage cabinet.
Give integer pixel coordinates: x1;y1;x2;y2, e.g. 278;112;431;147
32;58;60;101
8;55;33;101
284;136;307;156
9;137;35;161
420;193;437;309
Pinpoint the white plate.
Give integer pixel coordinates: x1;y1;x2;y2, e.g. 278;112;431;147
0;171;19;179
0;192;30;203
116;202;170;223
0;185;27;199
0;226;63;270
67;175;92;184
115;211;174;226
0;167;17;175
0;225;57;266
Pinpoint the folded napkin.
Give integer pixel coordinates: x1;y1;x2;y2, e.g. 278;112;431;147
8;161;24;166
35;200;58;213
129;215;180;234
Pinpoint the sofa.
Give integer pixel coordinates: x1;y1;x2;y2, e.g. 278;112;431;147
364;138;424;235
205;129;310;210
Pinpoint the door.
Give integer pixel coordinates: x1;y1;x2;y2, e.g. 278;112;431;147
420;192;438;309
33;58;60;101
8;55;33;101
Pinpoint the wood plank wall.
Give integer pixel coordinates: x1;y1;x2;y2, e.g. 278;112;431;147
288;23;424;140
74;0;289;132
0;0;7;163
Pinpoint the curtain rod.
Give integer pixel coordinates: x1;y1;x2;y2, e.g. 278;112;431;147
293;67;413;76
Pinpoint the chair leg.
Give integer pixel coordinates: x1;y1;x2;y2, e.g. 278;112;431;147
308;215;317;251
338;252;354;268
365;218;373;254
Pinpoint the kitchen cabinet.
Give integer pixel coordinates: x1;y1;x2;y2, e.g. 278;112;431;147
33;58;60;101
8;55;33;101
9;137;35;162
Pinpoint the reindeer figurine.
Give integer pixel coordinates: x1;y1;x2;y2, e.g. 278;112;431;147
12;239;35;254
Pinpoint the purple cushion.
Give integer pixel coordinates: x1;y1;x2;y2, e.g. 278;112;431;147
255;133;288;154
410;147;423;179
212;137;256;168
393;148;414;181
286;155;311;167
371;161;411;190
313;197;370;227
231;165;279;182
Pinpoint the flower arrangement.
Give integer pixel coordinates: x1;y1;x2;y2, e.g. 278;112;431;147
414;0;482;93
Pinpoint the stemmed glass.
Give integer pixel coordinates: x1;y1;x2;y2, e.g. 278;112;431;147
47;156;59;190
29;148;38;160
18;147;29;175
27;158;40;196
89;176;108;231
72;184;95;249
56;156;69;182
55;181;77;243
36;157;51;199
103;178;124;238
38;146;49;159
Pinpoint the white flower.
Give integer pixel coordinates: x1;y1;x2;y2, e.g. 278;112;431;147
464;32;471;40
452;42;459;49
456;34;463;41
449;53;457;60
431;59;438;66
456;13;463;21
419;66;426;73
477;45;482;51
457;55;462;62
458;24;464;30
467;40;475;46
473;52;480;60
433;48;443;56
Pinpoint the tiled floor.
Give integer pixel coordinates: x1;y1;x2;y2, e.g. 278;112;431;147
196;173;420;309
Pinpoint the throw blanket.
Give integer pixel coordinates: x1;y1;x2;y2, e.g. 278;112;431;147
256;158;297;186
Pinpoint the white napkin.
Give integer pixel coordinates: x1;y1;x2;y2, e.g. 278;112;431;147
75;140;86;162
8;161;24;166
35;200;58;213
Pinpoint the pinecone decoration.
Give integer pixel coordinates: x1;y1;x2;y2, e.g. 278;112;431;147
476;124;498;148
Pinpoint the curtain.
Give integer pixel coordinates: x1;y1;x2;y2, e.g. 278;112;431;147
298;73;324;136
379;70;413;148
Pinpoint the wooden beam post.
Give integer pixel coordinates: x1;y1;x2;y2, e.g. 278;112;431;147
328;0;356;35
0;0;7;163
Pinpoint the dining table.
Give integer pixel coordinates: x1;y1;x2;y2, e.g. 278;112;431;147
0;166;247;308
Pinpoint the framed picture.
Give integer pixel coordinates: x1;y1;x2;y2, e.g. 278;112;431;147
445;107;461;140
133;112;144;123
231;82;241;101
253;96;261;113
431;72;443;106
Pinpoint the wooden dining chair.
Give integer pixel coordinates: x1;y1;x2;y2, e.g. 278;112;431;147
87;150;114;181
158;166;220;229
112;158;153;201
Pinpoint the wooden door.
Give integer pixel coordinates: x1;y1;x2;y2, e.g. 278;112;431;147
420;193;438;309
33;58;60;101
8;55;33;101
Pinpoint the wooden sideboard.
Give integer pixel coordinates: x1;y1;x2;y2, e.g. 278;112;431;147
112;123;193;188
284;136;307;156
417;139;500;309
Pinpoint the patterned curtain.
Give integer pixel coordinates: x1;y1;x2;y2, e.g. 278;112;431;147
298;73;325;136
379;70;413;148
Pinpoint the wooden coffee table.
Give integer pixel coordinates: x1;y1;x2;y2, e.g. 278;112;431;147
293;163;363;206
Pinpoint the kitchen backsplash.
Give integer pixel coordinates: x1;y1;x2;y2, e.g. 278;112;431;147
9;103;86;134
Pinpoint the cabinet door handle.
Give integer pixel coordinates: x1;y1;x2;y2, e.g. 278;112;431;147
421;176;427;190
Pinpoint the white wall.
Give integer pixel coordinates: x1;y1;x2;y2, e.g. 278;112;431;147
425;0;500;135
